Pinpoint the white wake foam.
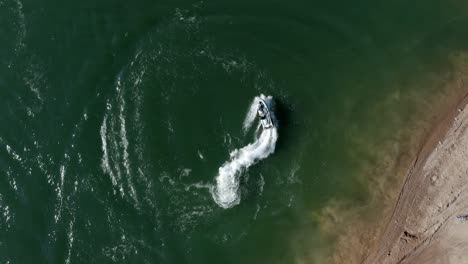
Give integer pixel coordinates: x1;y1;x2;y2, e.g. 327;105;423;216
242;97;261;133
213;95;278;208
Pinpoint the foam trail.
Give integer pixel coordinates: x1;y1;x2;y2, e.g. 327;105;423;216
213;95;278;208
242;97;261;133
100;115;117;186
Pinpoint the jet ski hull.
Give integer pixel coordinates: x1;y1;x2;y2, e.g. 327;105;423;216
258;99;274;129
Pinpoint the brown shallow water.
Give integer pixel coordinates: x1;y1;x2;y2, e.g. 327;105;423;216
312;54;468;264
363;62;468;264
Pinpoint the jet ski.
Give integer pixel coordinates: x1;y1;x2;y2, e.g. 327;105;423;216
257;99;274;129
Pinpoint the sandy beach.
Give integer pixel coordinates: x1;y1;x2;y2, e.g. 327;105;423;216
363;84;468;263
319;55;468;264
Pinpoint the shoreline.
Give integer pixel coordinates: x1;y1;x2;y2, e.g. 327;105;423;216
322;55;468;264
363;76;468;263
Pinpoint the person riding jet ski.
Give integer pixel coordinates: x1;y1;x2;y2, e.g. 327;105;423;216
257;99;273;129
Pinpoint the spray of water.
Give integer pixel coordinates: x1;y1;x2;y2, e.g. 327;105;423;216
212;95;278;208
242;97;261;133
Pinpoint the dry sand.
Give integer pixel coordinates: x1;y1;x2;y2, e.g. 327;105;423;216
363;91;468;263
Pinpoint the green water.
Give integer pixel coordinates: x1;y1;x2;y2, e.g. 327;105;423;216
1;0;468;263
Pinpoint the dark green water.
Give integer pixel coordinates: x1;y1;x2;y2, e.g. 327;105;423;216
1;0;468;263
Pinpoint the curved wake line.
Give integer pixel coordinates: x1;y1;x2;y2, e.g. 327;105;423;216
212;95;278;209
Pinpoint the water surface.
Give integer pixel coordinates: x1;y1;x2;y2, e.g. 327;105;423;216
1;0;468;263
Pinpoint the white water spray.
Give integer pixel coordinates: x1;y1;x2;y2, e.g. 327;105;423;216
242;97;261;133
212;95;278;208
